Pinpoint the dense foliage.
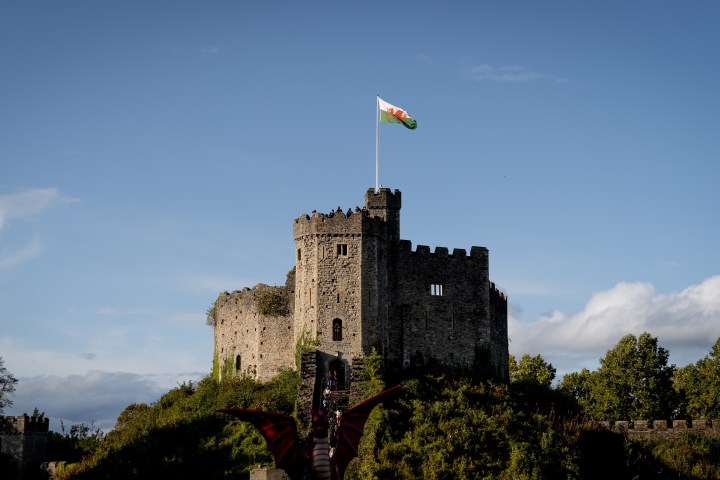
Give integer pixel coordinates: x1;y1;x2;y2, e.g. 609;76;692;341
50;332;720;480
256;288;290;317
54;368;299;479
559;333;676;421
674;338;720;419
509;353;557;388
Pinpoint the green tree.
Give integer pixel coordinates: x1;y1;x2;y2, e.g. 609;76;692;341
674;337;720;418
577;333;676;421
558;368;595;411
0;356;18;413
632;332;675;420
509;354;557;388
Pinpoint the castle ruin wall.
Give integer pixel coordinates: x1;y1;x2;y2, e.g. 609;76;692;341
214;284;295;382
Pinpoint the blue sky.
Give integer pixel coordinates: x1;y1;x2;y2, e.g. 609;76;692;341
1;1;719;431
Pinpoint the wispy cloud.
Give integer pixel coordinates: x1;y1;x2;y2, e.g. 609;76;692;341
465;63;569;84
0;237;45;269
0;187;78;232
0;188;77;271
510;275;720;375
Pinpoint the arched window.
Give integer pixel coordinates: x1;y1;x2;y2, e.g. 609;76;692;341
332;318;342;341
235;355;241;371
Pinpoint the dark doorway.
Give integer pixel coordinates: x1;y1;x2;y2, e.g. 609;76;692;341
329;358;346;390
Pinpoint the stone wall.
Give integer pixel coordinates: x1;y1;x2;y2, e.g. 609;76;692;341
0;415;49;480
601;419;720;440
214;279;295;382
385;242;509;379
214;186;509;389
489;282;509;381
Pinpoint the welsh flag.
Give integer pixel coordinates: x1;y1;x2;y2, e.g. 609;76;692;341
378;97;417;130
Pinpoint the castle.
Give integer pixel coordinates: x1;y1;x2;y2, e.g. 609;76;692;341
213;187;509;395
0;415;49;479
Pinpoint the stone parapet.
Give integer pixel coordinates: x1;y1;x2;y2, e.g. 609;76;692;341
603;419;720;440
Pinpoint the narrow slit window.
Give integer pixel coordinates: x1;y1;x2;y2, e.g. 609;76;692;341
235;355;241;371
337;244;348;256
297;248;302;261
430;284;444;296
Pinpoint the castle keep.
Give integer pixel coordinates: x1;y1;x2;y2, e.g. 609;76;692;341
214;187;509;391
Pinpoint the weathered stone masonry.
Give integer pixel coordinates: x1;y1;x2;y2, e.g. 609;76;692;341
214;187;509;397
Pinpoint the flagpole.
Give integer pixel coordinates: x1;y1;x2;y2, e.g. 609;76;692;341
375;94;379;193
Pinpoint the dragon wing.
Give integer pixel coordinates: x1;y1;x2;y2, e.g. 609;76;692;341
219;408;305;480
331;385;403;480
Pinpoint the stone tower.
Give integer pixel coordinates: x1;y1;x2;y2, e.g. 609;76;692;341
292;189;401;387
213;186;508;391
0;415;49;480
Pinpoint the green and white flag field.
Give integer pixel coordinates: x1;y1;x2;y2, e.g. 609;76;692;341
378;97;417;130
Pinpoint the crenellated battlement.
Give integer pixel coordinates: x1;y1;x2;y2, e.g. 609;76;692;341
293;188;402;241
1;414;50;479
0;415;50;435
294;205;368;224
490;282;508;301
398;241;489;261
365;187;401;210
292;206;386;239
601;419;720;439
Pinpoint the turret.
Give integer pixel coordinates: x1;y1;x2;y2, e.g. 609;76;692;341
364;188;401;244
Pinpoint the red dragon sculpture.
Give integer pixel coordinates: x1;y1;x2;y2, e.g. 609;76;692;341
219;385;402;480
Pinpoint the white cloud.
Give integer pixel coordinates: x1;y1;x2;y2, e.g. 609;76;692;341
465;64;569;84
510;275;720;375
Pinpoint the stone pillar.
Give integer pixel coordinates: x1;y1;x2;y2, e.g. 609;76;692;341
297;350;318;435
